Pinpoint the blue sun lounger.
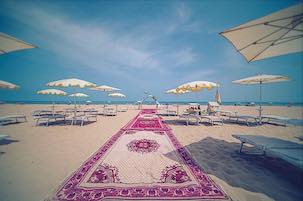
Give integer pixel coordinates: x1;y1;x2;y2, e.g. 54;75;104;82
233;134;303;169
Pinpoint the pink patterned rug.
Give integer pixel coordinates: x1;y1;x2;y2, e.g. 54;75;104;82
48;109;228;201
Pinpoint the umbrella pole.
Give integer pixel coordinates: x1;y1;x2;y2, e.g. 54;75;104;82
52;101;55;116
74;96;77;119
259;81;262;123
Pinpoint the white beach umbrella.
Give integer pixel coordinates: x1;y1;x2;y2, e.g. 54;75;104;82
47;78;95;118
0;32;37;55
108;92;126;112
69;93;89;97
220;3;303;62
108;92;126;98
176;81;218;92
91;85;120;92
232;74;289;118
47;78;96;88
69;93;89;109
165;88;190;94
0;80;20;90
37;89;67;113
165;88;189;114
37;89;67;96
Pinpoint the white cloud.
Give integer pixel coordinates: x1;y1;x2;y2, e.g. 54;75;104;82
2;1;200;74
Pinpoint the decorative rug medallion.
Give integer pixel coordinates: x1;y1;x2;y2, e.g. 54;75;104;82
47;109;228;201
127;139;160;154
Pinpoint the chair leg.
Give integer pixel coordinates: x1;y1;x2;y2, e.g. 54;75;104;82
239;142;244;153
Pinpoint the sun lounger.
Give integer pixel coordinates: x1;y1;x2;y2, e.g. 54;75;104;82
0;134;9;141
179;113;200;126
0;115;27;125
261;115;290;126
232;134;303;169
33;110;53;116
35;113;67;126
70;113;97;126
103;107;117;116
200;115;223;125
227;114;259;126
166;110;177;116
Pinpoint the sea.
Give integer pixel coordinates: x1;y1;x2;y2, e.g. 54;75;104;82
1;100;302;106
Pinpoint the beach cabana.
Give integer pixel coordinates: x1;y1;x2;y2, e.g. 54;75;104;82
232;74;289;119
220;3;303;62
0;32;37;55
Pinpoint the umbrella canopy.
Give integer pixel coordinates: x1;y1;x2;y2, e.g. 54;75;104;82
91;85;120;91
37;89;67;96
0;32;37;55
0;80;19;89
176;81;218;92
232;74;289;84
47;78;96;88
232;74;289;119
69;93;89;97
37;89;67;114
108;92;126;98
220;3;303;62
165;88;189;94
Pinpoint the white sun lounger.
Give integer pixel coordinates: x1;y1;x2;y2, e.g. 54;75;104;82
200;115;223;126
232;134;303;169
35;113;67;126
227;114;259;126
0;115;27;125
103;107;117;116
0;134;9;141
179;114;200;126
261;115;290;126
166;110;177;116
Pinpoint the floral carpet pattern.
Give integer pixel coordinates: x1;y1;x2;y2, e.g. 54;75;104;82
48;109;228;201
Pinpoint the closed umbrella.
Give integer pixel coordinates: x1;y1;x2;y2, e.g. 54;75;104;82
215;87;222;105
37;89;67;114
220;3;303;62
232;74;289;119
0;32;36;55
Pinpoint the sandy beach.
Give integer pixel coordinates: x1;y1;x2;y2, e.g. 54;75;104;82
0;104;302;201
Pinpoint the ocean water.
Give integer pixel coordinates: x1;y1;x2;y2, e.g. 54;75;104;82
1;100;302;106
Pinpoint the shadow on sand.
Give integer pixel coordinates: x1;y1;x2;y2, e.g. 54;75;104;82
0;139;19;145
36;120;96;126
164;137;303;201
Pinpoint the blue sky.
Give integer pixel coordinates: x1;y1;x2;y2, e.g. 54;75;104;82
0;0;302;103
